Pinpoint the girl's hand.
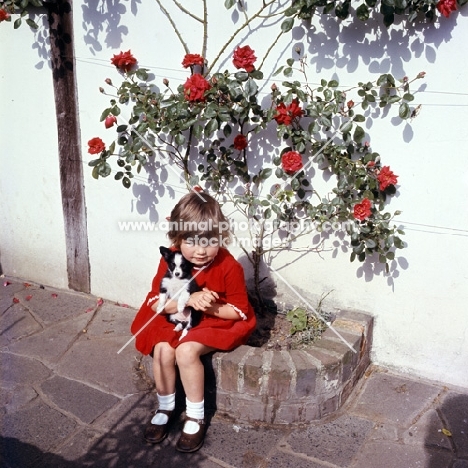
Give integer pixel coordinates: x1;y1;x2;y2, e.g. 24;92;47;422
188;288;219;312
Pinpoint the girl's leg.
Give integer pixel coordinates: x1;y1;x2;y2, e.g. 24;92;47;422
144;342;177;444
175;341;215;402
152;342;176;395
175;341;215;452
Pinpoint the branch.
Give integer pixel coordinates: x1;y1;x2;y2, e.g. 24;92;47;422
172;0;203;22
155;0;189;54
207;0;277;74
257;29;284;72
202;0;208;58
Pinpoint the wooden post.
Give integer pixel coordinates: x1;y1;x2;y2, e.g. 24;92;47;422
46;0;90;293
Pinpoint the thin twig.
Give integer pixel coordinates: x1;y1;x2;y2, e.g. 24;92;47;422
154;0;189;54
257;29;284;72
202;0;208;58
207;0;277;74
172;0;203;22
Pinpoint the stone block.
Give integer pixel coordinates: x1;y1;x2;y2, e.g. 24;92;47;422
267;351;292;401
242;347;264;396
289;350;317;398
217;345;251;393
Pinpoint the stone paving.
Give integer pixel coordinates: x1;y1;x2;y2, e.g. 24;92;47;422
1;277;467;468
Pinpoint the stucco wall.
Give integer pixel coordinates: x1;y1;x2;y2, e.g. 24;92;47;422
1;3;467;388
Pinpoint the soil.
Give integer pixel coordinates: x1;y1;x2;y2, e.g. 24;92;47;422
246;299;329;351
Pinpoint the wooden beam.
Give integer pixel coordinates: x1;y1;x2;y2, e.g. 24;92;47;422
47;0;90;293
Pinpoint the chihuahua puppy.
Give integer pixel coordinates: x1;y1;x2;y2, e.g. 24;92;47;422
156;246;201;339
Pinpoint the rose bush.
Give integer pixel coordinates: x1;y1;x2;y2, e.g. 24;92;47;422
88;42;423;283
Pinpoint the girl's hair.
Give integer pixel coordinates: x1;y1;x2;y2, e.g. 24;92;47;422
167;191;232;247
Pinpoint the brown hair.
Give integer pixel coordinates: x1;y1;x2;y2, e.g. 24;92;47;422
167;191;232;247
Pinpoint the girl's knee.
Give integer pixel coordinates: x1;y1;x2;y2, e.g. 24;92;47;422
175;342;199;366
153;342;175;364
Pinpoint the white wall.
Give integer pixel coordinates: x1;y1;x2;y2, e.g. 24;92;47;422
0;16;68;289
1;3;467;388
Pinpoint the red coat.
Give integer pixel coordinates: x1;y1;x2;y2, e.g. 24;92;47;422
130;248;257;355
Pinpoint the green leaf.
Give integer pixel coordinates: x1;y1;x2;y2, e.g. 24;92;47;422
328;80;339;88
244;78;258;97
356;4;370;20
135;68;148;80
25;18;39;29
353;114;366;122
224;0;236;8
234;71;249;82
353;125;365;143
122;177;131;188
204;119;218;137
98;162;112;177
223;124;232;138
14;18;22;29
281;18;294;32
399;102;411;119
175;133;185;146
403;93;414;102
340;120;353;133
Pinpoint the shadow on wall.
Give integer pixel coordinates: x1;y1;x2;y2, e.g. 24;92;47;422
425;393;468;467
27;2;464;81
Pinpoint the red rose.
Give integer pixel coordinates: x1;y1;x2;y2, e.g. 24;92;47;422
104;115;117;129
233;134;248;151
281;151;303;174
436;0;457;17
232;45;257;73
347;100;354;109
0;9;10;21
353;198;372;221
182;53;205;68
274;102;291;125
274;99;303;126
377;166;398;191
111;50;137;72
183;73;211;102
88;137;106;154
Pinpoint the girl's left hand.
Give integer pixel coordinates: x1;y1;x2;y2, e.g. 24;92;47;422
188;288;219;311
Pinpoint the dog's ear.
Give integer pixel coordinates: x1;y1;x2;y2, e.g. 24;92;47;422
159;246;171;261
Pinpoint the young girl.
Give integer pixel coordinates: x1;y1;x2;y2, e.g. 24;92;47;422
130;191;257;453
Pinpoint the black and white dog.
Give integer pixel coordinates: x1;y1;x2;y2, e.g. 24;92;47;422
156;246;201;339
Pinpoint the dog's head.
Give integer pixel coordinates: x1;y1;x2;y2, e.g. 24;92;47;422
160;246;193;279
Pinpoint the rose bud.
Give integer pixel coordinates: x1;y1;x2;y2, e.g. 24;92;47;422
105;78;112;85
163;78;169;86
105;115;117;128
417;71;426;79
347;100;354;109
99;87;105;93
271;83;278;91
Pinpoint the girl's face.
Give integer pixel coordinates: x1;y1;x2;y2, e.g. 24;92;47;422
180;238;219;266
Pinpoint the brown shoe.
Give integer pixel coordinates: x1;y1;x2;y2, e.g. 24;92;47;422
175;416;206;453
144;409;174;444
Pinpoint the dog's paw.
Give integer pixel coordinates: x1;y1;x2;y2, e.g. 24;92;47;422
173;323;183;332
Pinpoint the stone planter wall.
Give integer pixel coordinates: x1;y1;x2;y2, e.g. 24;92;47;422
143;309;373;425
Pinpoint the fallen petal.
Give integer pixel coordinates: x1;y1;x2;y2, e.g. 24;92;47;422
24;283;32;288
97;298;104;306
51;293;58;298
25;295;33;301
13;298;20;304
85;307;94;313
3;281;11;286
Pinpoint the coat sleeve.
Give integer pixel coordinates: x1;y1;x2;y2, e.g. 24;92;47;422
130;257;168;353
221;260;251;321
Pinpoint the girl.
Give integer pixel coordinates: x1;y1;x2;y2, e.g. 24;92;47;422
130;191;257;453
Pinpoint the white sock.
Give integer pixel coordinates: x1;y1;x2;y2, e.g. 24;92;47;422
184;398;204;434
151;392;175;425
